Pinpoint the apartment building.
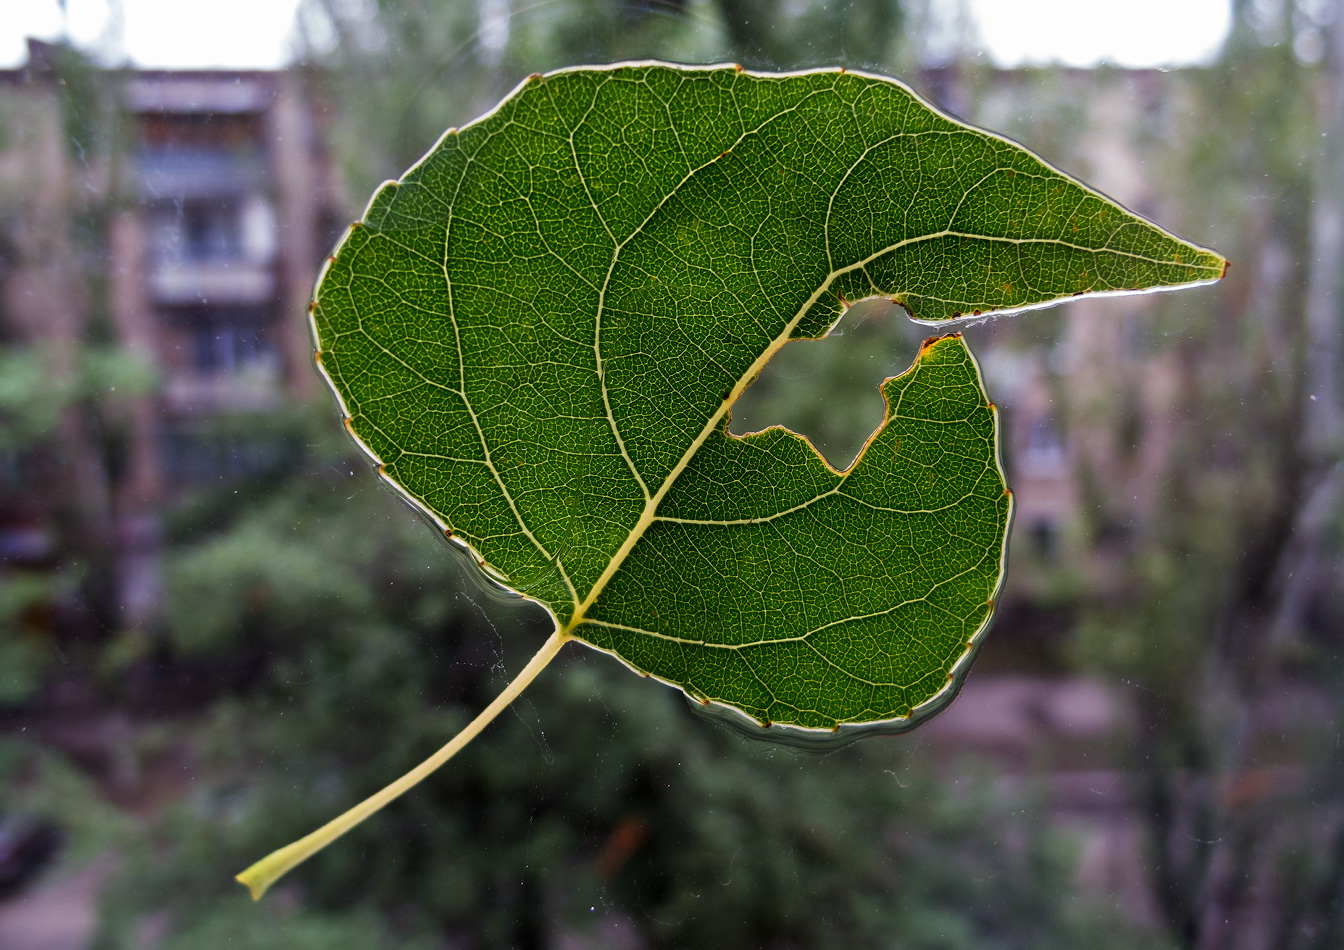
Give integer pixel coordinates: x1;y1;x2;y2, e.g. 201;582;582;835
0;39;343;624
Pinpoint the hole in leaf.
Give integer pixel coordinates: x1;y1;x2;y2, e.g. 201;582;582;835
730;298;928;471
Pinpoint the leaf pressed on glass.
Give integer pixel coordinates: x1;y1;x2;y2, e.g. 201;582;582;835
239;62;1224;897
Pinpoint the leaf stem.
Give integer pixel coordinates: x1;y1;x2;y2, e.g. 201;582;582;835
236;628;571;900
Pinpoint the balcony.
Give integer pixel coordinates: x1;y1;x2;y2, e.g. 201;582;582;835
149;260;274;306
136;148;267;201
163;362;283;414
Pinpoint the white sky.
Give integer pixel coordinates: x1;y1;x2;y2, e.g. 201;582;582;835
965;0;1232;68
0;0;1233;70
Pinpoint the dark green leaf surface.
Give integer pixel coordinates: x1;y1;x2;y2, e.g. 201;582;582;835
312;63;1224;735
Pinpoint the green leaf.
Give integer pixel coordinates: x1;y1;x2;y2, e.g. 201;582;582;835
240;62;1222;897
313;62;1220;732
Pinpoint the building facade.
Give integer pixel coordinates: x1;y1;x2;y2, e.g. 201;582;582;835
0;39;344;628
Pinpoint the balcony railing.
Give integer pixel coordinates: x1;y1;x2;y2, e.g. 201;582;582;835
149;260;275;306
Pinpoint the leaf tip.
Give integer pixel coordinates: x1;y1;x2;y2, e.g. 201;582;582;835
1220;258;1231;279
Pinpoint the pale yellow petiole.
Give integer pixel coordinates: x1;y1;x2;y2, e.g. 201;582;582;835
236;629;571;900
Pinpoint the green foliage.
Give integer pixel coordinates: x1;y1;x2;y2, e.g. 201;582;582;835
0;344;153;452
156;908;414;950
0;735;136;864
313;63;1221;735
0;573;59;704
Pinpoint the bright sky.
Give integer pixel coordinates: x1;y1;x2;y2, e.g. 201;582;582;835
0;0;1233;70
965;0;1232;68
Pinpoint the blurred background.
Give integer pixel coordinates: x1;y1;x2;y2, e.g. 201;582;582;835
0;0;1341;947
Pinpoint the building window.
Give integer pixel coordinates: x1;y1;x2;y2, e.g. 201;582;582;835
1022;416;1067;475
1028;518;1059;561
148;195;275;268
149;199;242;264
193;321;276;374
182;202;242;262
161;306;279;377
161;426;298;486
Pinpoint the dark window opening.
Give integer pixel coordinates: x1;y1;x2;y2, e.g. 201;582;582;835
160;305;279;376
162;426;297;486
193;322;276;374
1029;518;1059;560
